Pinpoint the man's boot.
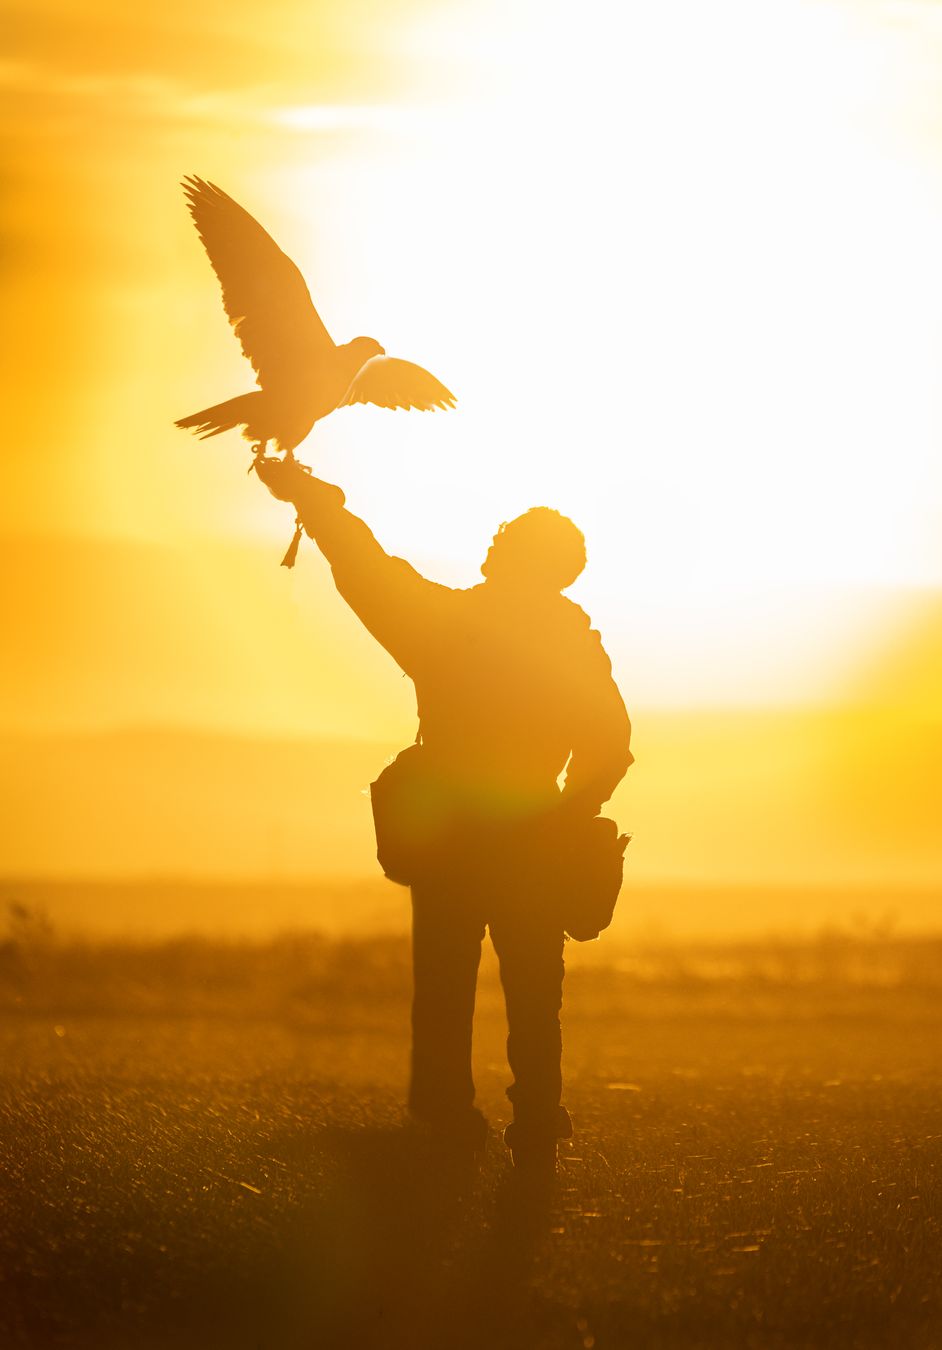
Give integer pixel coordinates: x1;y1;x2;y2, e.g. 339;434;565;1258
503;1105;572;1177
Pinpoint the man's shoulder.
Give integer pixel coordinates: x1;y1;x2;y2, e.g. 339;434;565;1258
557;594;605;646
557;595;619;676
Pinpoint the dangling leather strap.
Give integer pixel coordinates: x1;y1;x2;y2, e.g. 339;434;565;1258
280;516;303;569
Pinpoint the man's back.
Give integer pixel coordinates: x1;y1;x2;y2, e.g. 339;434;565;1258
410;581;630;820
287;477;632;820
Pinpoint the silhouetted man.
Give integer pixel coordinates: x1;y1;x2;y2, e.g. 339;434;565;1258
258;459;632;1171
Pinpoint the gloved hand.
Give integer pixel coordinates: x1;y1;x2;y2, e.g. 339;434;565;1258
254;456;346;513
254;455;306;503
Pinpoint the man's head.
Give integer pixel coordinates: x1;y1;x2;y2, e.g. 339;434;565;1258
481;507;586;592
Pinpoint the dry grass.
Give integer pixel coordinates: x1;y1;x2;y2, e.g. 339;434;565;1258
1;916;940;1348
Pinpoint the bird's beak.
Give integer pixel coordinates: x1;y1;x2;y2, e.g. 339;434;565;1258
377;346;386;357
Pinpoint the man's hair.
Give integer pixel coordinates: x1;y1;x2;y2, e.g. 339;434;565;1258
491;507;587;590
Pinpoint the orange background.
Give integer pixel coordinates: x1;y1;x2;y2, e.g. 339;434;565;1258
2;0;940;930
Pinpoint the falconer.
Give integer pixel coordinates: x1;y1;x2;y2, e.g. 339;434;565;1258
257;458;633;1175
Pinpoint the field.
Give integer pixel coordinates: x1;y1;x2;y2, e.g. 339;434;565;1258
1;920;940;1349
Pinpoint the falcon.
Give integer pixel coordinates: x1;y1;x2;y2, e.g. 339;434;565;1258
175;177;455;459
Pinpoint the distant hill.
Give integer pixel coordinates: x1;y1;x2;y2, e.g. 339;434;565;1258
0;727;392;878
2;535;939;910
1;711;940;896
5;532;939;738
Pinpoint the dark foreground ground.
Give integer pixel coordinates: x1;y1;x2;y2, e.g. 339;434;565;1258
0;927;940;1349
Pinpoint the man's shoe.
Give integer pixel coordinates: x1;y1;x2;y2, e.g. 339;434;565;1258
503;1110;573;1178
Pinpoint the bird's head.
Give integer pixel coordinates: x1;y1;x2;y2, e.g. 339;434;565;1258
347;336;386;362
481;508;587;593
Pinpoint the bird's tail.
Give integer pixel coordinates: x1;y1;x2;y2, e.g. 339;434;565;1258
175;391;262;440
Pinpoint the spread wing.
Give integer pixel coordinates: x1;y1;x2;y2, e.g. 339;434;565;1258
341;357;456;412
182;176;334;390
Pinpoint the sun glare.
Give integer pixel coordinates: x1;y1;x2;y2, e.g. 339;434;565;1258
10;0;938;711
193;0;941;707
3;0;941;889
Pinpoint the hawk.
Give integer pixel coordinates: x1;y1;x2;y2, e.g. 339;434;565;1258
175;177;456;459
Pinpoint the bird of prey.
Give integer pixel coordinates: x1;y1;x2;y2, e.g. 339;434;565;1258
175;177;456;460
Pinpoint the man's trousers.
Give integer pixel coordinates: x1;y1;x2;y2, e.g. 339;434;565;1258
408;875;566;1137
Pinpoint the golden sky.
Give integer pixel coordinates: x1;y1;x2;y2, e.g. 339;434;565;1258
2;0;940;893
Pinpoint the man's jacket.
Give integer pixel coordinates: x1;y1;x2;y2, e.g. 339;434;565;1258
295;480;633;822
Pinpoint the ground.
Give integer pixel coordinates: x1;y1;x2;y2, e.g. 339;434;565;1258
0;929;940;1349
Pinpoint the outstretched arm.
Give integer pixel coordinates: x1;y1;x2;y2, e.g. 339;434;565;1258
256;458;450;673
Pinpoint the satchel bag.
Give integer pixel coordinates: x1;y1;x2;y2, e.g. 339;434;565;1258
369;743;452;886
554;815;631;942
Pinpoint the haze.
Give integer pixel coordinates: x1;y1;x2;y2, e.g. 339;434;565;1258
2;0;940;932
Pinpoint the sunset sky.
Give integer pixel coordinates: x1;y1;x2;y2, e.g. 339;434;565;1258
2;0;940;905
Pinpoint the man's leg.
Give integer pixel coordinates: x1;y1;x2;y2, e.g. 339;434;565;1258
408;881;486;1141
489;906;570;1150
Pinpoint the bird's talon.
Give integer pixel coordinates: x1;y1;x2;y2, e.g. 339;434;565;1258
247;440;269;473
